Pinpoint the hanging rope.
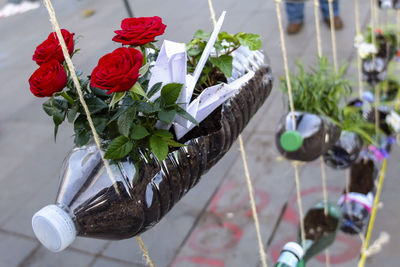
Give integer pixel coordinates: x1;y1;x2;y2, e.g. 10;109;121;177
320;158;329;216
313;0;323;57
274;0;307;248
327;0;338;72
354;0;364;97
358;159;388;267
136;236;155;267
275;0;296;129
293;162;306;246
41;0;154;265
206;1;268;266
238;137;269;267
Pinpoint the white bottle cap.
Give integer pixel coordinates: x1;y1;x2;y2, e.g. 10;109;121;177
32;205;76;252
282;242;304;260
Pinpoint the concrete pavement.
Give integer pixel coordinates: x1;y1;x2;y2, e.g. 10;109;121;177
0;0;398;266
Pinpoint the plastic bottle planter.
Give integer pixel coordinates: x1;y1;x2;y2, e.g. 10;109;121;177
276;112;341;162
365;106;394;136
362;34;395;84
275;242;304;267
31;65;273;252
380;79;400;102
323;131;363;169
339;157;378;235
299;201;342;263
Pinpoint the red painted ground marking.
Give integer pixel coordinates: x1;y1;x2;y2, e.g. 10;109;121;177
209;182;270;217
188;221;243;254
171;256;225;267
314;234;362;264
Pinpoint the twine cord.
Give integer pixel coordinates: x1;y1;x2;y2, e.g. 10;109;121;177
313;0;323;57
320;158;328;216
328;0;338;72
42;0;119;191
293;162;306;246
42;0;154;264
355;0;364;97
238;136;268;267
206;1;268;266
275;0;296;129
136;236;155;267
358;159;388;267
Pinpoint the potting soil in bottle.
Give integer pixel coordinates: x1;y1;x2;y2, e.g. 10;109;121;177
275;242;304;267
276;112;341;162
300;201;342;263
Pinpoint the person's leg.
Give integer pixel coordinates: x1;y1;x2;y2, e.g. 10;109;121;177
285;2;305;34
286;2;305;23
319;0;339;19
320;0;343;29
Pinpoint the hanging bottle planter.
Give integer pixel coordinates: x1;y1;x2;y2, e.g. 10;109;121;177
323;131;363;169
338;157;378;235
276;112;341;162
361;31;397;84
299;201;342;263
30;13;273;252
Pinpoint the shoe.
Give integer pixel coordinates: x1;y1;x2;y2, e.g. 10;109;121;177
323;16;344;30
287;22;303;35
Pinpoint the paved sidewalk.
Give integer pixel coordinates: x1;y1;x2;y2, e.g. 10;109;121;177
0;0;399;266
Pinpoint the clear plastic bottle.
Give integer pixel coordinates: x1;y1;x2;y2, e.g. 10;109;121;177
338;157;378;234
31;65;274;252
323;131;363;169
276;112;341;162
275;242;304;267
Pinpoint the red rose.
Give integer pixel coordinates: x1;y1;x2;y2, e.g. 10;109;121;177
32;29;75;66
112;16;166;46
29;60;67;97
90;47;143;95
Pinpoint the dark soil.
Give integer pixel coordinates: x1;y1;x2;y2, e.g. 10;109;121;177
349;159;376;194
304;209;339;240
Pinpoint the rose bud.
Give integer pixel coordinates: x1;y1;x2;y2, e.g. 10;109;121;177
90;47;143;95
33;29;75;65
112;16;166;46
29;60;68;97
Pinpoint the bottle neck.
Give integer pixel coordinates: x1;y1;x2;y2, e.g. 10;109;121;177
276;250;300;267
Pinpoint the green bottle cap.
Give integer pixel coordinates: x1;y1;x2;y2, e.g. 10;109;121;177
280;130;303;152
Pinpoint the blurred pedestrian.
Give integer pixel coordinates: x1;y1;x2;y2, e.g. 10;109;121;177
286;0;343;35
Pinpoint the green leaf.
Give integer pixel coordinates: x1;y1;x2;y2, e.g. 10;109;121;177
154;129;173;138
139;63;150;76
134;101;157;114
74;115;90;146
52;111;65;126
53;124;59;142
236;33;262;50
104;136;133;159
161;83;183;105
131;82;147;97
117;106;136;136
149;135;169;161
158;109;176;123
67;105;79;123
130;124;150;140
93;117;108;133
176;107;199;126
209;55;233;77
164;138;185;147
147;82;163;98
218;32;236;43
194;29;211;41
110;92;126;108
85;96;107;114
